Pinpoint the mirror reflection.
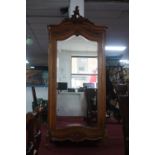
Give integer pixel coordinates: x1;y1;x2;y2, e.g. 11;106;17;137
56;35;98;128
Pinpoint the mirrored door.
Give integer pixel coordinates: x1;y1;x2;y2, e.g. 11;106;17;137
56;35;98;128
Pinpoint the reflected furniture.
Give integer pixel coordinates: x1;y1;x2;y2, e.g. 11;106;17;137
85;88;97;126
47;6;107;141
114;84;128;96
118;95;129;155
32;86;37;111
26;112;41;155
31;86;48;122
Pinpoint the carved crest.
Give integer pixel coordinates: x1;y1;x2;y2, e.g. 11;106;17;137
63;6;94;24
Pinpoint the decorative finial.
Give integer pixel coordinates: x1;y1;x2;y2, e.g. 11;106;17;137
72;6;81;19
62;5;94;25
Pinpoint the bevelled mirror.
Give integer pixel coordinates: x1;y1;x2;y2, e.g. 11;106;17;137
48;6;107;142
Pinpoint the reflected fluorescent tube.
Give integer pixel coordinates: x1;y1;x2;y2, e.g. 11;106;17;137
26;60;29;64
119;59;129;64
30;66;35;69
105;46;126;51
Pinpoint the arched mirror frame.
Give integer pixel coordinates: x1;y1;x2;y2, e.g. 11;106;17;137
48;7;107;141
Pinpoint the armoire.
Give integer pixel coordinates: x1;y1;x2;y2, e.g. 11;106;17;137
47;6;107;142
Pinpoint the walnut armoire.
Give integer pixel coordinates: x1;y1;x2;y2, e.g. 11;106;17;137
47;6;107;142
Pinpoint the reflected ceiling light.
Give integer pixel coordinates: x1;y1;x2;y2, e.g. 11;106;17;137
30;66;35;69
105;46;126;51
119;59;129;64
26;38;33;45
26;60;29;64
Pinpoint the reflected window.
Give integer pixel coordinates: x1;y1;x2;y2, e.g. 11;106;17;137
71;56;98;88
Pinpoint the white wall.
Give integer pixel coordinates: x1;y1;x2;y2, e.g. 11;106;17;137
57;92;87;116
57;50;71;87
